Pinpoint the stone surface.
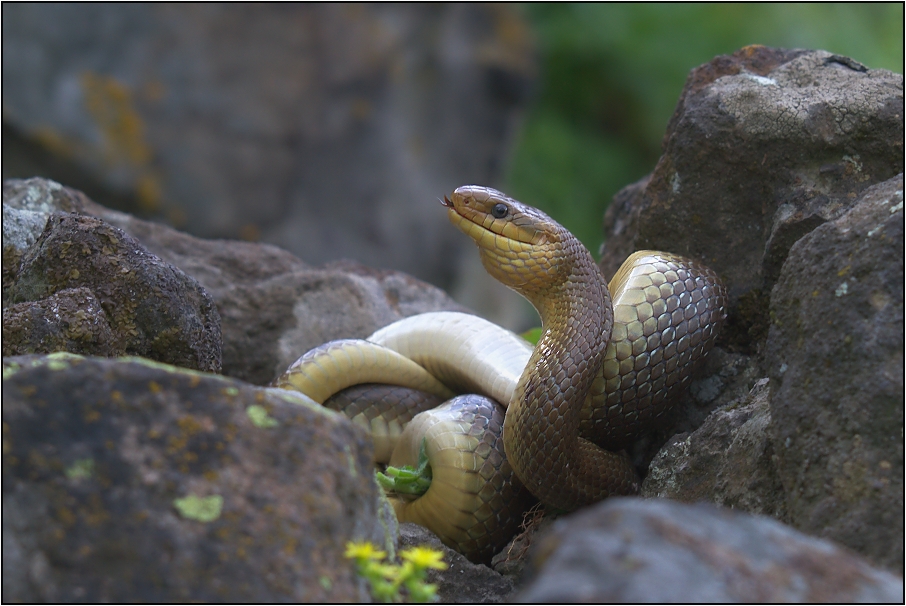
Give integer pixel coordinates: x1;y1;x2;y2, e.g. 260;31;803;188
3;177;467;384
600;47;904;351
2;179;86;307
398;523;516;604
2;353;392;602
766;174;904;572
6;210;222;373
1;4;534;296
642;378;789;522
2;287;122;358
515;498;903;603
593;49;904;576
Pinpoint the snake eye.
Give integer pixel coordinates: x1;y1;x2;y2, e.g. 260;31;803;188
491;203;508;219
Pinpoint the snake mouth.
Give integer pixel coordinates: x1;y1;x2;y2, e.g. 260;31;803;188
443;187;546;253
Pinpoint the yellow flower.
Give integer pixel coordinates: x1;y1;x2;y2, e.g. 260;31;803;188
345;541;386;562
400;546;448;570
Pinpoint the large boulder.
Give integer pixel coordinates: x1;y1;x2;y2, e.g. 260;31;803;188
766;175;904;571
515;498;903;603
2;353;393;602
598;48;903;574
1;4;535;294
600;46;903;350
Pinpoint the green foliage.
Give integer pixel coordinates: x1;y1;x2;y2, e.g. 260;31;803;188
346;541;448;603
521;326;543;345
376;439;432;496
506;3;904;253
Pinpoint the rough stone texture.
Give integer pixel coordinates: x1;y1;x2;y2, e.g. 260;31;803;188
642;378;789;522
6;210;222;373
766;174;904;572
515;498;903;603
2;179;86;307
2;287;122;357
398;523;516;604
2;353;392;602
3;177;467;384
1;4;534;295
593;48;904;577
600;47;904;352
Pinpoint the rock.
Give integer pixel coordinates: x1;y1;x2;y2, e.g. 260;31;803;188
766;174;904;571
491;505;554;581
515;498;903;603
2;177;468;384
2;353;391;602
600;47;904;351
1;4;535;292
1;179;87;306
642;378;789;521
6;211;222;373
2;287;122;357
594;48;903;575
398;523;515;604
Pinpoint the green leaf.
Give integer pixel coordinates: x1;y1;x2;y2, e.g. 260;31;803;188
376;439;432;496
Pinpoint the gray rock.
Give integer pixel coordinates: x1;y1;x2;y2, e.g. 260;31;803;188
7;211;222;373
2;287;122;357
643;378;789;522
595;49;903;576
2;177;467;384
600;47;903;352
1;179;87;306
2;353;390;602
1;4;535;294
515;498;903;603
766;174;904;572
398;523;515;604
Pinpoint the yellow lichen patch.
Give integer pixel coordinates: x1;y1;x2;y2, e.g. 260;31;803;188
246;405;279;429
32;126;81;160
82;71;151;166
82;406;101;423
80;71;164;213
173;494;223;523
65;458;95;480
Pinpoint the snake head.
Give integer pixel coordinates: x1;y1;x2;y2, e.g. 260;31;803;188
443;185;578;296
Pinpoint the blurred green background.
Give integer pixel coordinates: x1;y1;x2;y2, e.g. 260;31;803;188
505;3;904;253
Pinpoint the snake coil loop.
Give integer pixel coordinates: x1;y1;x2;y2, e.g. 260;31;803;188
275;185;727;562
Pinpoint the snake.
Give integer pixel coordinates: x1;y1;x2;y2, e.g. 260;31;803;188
274;185;727;562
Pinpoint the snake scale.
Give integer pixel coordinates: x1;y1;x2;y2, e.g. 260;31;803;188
274;185;727;562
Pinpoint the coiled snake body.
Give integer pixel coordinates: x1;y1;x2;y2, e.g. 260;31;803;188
275;186;727;561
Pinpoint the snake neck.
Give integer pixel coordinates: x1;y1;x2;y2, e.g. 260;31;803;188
504;238;615;510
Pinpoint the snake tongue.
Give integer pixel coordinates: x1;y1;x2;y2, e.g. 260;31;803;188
440;195;453;208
